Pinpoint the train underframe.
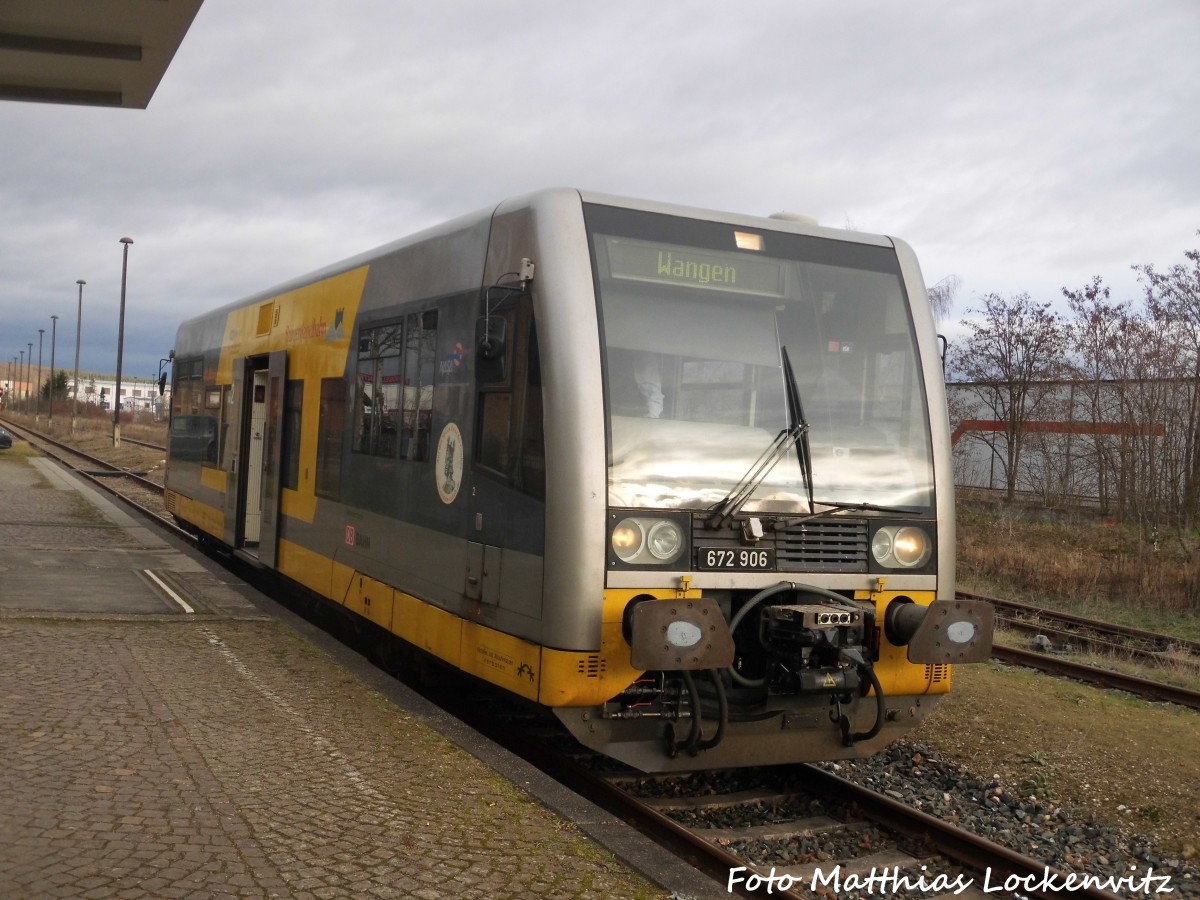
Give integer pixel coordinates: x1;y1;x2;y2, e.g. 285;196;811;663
556;583;991;772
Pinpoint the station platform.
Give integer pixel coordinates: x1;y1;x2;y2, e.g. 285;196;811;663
0;445;723;899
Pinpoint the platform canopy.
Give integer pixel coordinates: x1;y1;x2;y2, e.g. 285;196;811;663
0;0;204;109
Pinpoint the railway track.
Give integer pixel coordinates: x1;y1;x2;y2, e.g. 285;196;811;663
119;434;167;452
958;589;1200;711
964;589;1200;661
459;708;1134;900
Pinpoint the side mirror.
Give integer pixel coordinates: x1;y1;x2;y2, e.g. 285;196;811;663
158;372;168;396
475;316;507;383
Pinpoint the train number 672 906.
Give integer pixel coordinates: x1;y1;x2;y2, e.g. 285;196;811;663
696;547;775;570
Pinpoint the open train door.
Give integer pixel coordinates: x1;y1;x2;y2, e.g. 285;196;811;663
223;350;287;567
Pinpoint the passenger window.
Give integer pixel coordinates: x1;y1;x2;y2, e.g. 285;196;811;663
401;310;438;462
354;322;403;457
168;357;214;464
474;297;545;500
353;311;439;462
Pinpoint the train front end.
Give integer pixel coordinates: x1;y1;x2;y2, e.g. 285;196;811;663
551;198;992;772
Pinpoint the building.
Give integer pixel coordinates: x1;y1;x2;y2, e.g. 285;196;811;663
70;373;171;418
948;379;1183;512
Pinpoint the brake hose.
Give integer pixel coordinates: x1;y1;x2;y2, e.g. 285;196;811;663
839;654;886;745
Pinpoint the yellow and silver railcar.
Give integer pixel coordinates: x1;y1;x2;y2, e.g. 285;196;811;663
165;188;991;771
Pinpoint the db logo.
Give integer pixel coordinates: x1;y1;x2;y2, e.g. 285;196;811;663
344;524;356;547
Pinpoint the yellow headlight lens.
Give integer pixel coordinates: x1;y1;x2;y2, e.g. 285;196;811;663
611;520;645;562
870;525;932;569
892;527;932;567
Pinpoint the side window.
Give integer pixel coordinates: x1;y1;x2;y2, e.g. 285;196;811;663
401;310;438;462
281;379;303;490
316;378;345;499
168;357;216;464
353;321;403;457
353;311;439;463
474;296;545;500
171;356;204;416
202;383;221;464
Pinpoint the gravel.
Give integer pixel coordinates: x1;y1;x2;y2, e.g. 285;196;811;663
621;742;1198;898
822;740;1200;897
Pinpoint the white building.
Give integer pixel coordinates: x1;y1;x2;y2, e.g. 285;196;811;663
69;373;171;418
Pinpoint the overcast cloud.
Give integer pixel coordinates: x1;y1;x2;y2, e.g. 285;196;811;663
2;0;1198;381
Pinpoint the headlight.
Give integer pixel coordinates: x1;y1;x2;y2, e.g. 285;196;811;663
870;529;892;561
646;521;684;560
610;516;687;566
870;525;932;569
892;526;931;567
611;520;645;562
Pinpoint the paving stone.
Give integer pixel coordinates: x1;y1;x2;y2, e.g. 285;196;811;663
0;453;676;899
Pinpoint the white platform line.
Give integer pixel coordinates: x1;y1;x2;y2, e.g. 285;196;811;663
144;568;194;614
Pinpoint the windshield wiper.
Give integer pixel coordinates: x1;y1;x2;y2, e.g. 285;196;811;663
771;500;925;530
707;346;812;530
782;346;815;512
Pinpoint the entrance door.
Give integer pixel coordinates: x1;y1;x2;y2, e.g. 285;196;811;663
224;350;286;566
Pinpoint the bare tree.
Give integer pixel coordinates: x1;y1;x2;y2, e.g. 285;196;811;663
1135;236;1200;524
1062;276;1127;513
927;275;961;323
949;292;1067;501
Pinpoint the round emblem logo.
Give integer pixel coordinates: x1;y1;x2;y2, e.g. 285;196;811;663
434;423;464;504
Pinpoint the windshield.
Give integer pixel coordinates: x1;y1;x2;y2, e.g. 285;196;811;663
586;204;935;515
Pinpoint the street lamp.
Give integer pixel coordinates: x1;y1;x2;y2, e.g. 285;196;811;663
25;342;32;410
73;280;85;430
113;236;133;447
18;350;23;409
49;315;59;426
36;328;44;419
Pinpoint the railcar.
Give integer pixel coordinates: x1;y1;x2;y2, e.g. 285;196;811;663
165;188;992;772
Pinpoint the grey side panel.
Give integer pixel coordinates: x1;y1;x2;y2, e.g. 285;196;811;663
495;189;608;651
892;237;955;602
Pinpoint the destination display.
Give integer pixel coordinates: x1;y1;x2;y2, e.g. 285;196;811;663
602;236;787;298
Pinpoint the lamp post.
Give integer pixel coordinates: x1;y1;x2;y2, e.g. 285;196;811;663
73;280;85;431
36;328;44;419
113;237;133;447
25;342;32;411
17;351;23;407
49;315;59;427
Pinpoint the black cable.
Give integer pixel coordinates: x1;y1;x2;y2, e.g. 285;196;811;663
696;669;728;752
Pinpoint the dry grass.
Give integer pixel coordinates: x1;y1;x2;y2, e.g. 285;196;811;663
949;498;1200;859
921;661;1200;857
957;499;1200;640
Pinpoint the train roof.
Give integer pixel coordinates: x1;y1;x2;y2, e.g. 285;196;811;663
176;187;903;334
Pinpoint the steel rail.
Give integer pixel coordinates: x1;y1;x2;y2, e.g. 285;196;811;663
120;435;167;452
798;765;1126;900
991;645;1200;710
1;417;165;496
959;588;1200;657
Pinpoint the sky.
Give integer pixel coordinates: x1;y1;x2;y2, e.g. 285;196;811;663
2;0;1198;385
